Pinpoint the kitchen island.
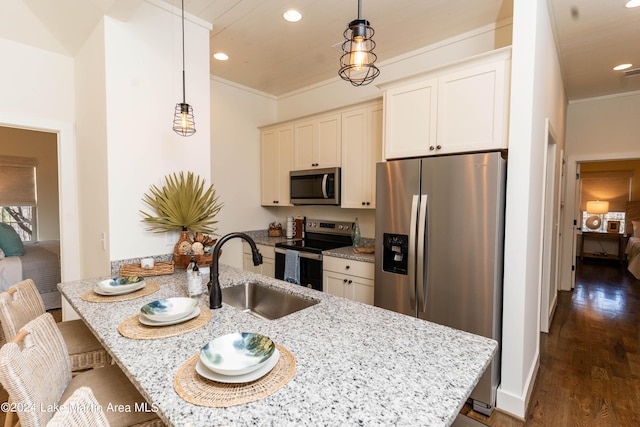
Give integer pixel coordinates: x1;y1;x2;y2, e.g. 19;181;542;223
58;265;497;427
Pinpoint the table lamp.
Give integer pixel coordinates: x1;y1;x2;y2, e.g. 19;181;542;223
585;200;609;230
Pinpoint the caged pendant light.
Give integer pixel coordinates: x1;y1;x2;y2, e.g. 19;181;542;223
173;0;196;136
338;0;380;86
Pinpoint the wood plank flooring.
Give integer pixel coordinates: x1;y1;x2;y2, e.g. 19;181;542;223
462;259;640;426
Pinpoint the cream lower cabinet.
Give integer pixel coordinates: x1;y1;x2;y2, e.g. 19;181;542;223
341;102;383;209
323;256;374;305
242;243;275;278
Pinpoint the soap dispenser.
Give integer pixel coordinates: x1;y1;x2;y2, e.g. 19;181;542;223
352;217;362;248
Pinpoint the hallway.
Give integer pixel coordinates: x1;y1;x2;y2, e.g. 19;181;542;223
465;259;640;426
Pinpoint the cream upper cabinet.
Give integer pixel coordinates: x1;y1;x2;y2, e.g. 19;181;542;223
383;49;510;159
341;102;383;209
260;125;293;206
436;59;508;154
293;113;341;170
384;79;438;159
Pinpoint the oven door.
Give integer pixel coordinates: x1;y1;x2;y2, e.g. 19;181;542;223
274;248;323;291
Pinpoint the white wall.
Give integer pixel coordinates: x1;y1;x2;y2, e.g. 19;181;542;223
497;0;567;417
210;77;278;268
0;37;81;283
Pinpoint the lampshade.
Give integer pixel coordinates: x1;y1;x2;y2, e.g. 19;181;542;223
338;0;380;86
586;200;609;214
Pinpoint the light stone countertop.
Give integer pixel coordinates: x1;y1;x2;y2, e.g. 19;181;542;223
59;266;496;427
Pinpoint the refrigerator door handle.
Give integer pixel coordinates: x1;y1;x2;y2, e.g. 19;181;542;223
408;195;419;311
417;194;429;313
417;194;428;312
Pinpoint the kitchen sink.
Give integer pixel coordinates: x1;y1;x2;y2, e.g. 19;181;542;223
221;281;319;320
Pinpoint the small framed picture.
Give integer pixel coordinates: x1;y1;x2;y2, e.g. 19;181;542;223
607;220;620;233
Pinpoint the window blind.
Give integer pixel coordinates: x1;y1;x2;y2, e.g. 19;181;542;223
580;170;633;212
0;156;37;206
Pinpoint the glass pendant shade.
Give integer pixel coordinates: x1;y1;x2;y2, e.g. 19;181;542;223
338;1;380;86
173;102;195;136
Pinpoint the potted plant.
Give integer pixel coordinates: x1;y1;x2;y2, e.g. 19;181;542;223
140;171;223;268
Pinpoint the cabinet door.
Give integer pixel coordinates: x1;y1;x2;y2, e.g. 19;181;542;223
341;103;383;209
294;113;341;170
348;277;375;305
384;79;438;159
261;256;275;278
323;271;347;297
260;126;293;206
260;129;278;205
294;120;315;169
243;252;261;274
436;60;507;153
316;113;341;168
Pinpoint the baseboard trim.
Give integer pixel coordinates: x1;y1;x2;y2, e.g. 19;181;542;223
496;353;540;418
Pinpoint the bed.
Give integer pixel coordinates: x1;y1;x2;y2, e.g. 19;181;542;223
0;240;61;310
624;201;640;280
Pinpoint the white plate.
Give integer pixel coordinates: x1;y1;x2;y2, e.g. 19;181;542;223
195;348;280;383
200;332;276;376
140;297;198;322
95;277;145;294
139;307;200;326
94;281;146;296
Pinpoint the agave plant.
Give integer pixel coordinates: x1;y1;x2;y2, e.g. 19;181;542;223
140;171;223;234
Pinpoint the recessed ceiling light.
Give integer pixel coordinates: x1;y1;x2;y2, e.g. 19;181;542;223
213;52;229;61
626;0;640;8
283;9;302;22
613;63;633;71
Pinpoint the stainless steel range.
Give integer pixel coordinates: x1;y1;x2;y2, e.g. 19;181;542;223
274;219;353;291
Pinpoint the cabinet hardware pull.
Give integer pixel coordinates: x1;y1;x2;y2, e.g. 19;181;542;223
436;145;442;149
345;265;350;269
343;279;348;283
429;146;435;151
348;280;353;284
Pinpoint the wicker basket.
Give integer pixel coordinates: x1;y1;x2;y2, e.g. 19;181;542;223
119;261;175;277
176;253;213;269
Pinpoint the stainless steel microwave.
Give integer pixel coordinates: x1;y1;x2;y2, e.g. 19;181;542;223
290;167;341;205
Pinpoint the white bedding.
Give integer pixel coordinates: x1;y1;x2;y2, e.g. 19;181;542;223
0;255;23;292
625;237;640;279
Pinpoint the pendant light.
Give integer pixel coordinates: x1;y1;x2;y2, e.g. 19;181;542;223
173;0;196;136
338;0;380;86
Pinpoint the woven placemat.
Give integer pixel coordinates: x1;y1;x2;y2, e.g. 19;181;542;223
174;343;296;407
81;282;160;303
118;307;212;340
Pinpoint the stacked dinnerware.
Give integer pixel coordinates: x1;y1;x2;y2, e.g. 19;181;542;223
94;276;146;296
139;297;200;326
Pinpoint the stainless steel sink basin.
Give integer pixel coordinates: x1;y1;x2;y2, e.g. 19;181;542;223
222;281;319;320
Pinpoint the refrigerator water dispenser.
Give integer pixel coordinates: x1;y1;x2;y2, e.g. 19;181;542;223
382;233;408;274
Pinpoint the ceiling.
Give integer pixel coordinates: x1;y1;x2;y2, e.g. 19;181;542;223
2;0;640;100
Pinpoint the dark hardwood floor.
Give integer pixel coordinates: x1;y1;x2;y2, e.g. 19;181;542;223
462;259;640;426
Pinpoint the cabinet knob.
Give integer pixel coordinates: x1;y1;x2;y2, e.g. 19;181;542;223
345;265;350;270
343;279;348;283
273;200;278;204
348;280;353;284
366;202;370;206
362;202;366;206
429;146;435;151
436;145;442;150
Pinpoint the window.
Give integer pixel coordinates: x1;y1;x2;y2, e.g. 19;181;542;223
0;156;38;242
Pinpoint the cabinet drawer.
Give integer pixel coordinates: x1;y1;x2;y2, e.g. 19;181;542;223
323;256;374;279
243;243;275;259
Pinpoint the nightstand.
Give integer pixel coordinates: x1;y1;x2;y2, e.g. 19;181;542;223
580;231;627;263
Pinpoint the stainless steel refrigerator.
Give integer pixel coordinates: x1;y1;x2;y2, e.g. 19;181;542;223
374;151;506;415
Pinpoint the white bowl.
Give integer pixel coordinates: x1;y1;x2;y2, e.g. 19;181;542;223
140;297;198;322
200;332;275;376
196;349;280;383
96;277;145;294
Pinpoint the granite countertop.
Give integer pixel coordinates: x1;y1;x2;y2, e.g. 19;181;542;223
243;230;375;263
59;266;496;427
